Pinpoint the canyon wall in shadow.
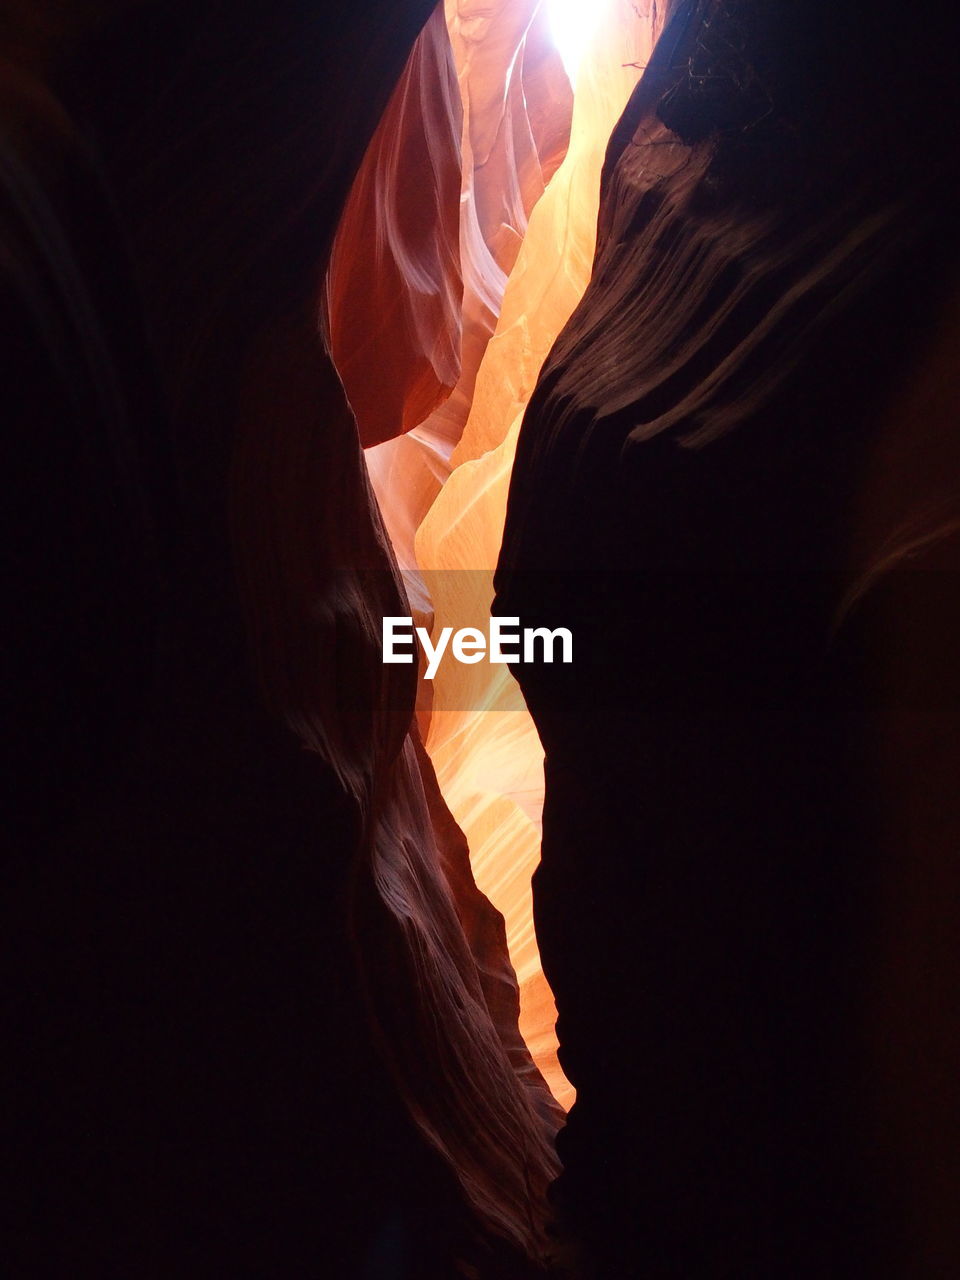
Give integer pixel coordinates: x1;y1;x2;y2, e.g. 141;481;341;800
496;0;960;1274
2;2;558;1274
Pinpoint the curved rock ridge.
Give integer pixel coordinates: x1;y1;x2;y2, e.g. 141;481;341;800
365;0;573;578
413;0;659;1107
326;5;464;449
358;731;563;1247
4;1;562;1272
234;121;562;1280
495;0;960;1272
335;0;616;1106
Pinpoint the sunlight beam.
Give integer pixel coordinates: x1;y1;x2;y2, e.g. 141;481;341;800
544;0;613;85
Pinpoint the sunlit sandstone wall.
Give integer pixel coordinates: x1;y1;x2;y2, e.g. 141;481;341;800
362;0;572;576
313;7;566;1259
332;0;658;1108
416;1;655;1108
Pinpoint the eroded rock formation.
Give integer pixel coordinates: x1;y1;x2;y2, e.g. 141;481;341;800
416;1;657;1107
3;1;561;1272
8;0;960;1274
346;0;662;1109
496;0;960;1273
326;5;464;449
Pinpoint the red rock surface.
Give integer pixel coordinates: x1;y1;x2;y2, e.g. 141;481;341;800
326;6;464;449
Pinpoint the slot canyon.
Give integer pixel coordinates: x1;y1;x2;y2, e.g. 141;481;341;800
3;1;960;1277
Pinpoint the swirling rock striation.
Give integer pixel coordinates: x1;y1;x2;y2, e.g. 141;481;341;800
497;0;960;1274
3;1;559;1273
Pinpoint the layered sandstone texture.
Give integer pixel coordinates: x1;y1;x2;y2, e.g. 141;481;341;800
330;0;663;1110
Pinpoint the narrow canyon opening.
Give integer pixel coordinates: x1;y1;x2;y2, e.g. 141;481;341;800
9;0;960;1273
325;0;659;1108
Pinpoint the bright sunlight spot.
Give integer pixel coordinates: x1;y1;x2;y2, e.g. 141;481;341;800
544;0;612;85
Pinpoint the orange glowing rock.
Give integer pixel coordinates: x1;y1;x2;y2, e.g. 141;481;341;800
353;1;659;1111
325;5;464;448
415;2;656;1110
366;1;571;572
